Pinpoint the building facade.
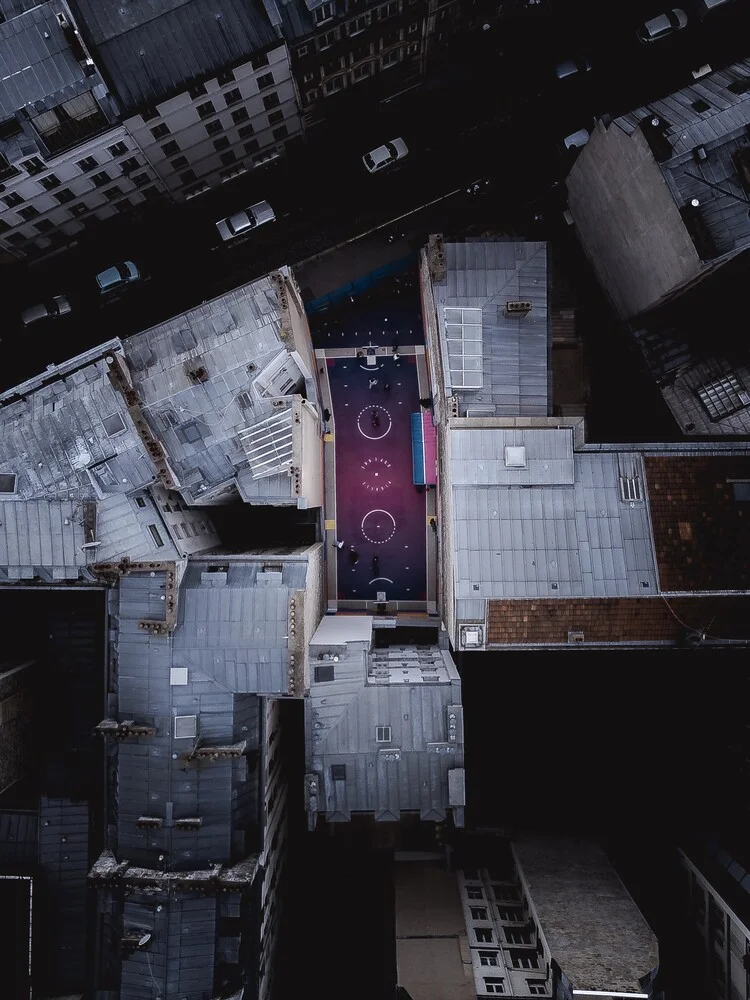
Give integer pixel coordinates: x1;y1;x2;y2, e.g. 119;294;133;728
0;1;165;262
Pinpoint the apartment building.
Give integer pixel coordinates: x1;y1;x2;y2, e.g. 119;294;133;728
69;0;303;198
0;1;165;263
304;615;465;829
682;838;750;1000
419;237;750;652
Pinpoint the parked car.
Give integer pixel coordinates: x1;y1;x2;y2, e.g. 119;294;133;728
362;138;408;173
20;295;71;327
555;57;592;80
96;260;141;294
562;127;591;151
215;201;276;242
637;8;688;41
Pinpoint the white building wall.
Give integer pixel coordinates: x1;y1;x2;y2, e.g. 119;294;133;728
0;124;164;259
124;45;303;202
149;483;221;556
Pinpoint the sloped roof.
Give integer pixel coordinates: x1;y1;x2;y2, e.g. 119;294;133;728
486;595;750;646
432;241;549;416
514;838;659;994
644;455;750;590
0;2;95;117
307;632;464;822
69;0;278;112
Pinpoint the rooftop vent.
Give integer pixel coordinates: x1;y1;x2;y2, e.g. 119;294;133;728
174;715;197;739
170;667;188;685
567;631;585;644
504;446;527;469
174;817;202;831
619;475;643;503
136;816;163;829
460;625;483;648
505;300;532;316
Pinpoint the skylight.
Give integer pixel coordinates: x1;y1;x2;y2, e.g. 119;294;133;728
444;307;483;389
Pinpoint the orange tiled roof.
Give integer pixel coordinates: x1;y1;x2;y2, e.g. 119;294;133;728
486;596;750;645
644;456;750;591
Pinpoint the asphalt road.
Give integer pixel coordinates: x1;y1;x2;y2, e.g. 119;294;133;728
2;0;749;391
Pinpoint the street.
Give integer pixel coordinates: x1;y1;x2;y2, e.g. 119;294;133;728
2;0;749;392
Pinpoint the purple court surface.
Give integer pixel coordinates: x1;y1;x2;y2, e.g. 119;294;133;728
329;354;427;603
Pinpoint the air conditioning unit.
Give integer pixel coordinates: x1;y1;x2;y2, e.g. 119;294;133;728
506;301;532;316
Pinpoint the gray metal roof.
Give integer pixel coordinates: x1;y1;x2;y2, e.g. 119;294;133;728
306;619;464;824
114;556;307;868
121;895;217;1000
433;241;549;416
0;2;96;118
615;59;750;259
70;0;278;112
448;428;658;612
126;277;307;505
38;796;90;991
514;838;659;994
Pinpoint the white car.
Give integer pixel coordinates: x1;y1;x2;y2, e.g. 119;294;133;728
562;128;590;151
216;200;275;241
21;295;71;327
363;138;408;173
637;8;688;41
555;58;592;81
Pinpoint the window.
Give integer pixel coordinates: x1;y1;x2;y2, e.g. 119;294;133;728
331;764;346;781
141;185;161;200
34;219;55;234
232;106;250;124
0;474;17;493
509;951;538;970
68;203;87;218
272;125;288;141
496;906;523;922
380;49;400;68
314;663;335;682
493;885;520;901
102;413;126;436
484;978;505;995
161;140;180;156
296;44;309;58
7;233;26;246
467;887;484;899
189;81;208;98
408;20;419;32
0;219;11;233
251;51;270;70
375;725;391;742
352;62;372;80
244;139;260;154
217;68;236;85
305;89;320;104
238;123;255;139
76;155;98;173
197;100;216;119
91;170;111;187
2;192;23;207
180;170;197;185
470;907;488;920
135;496;147;508
148;524;165;547
121;156;140;173
348;13;370;33
150;123;170;139
18;205;40;220
378;0;399;17
323;76;344;95
21;156;45;175
406;41;420;54
527;984;547;997
479;952;499;967
141;107;159;121
224;87;242;106
318;28;338;49
314;1;335;23
131;171;150;187
504;928;530;945
213;136;230;151
696;373;750;420
475;928;493;943
107;141;128;157
352;41;373;60
304;71;316;83
267;109;284;125
728;78;749;95
39;173;60;190
103;186;122;201
263;92;281;110
205;119;223;136
219;150;237;166
692;99;711;113
257;72;275;90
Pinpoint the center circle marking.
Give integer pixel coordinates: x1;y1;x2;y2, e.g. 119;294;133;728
357;405;392;440
361;509;396;545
